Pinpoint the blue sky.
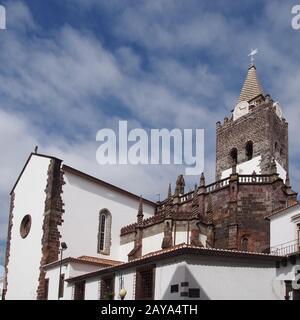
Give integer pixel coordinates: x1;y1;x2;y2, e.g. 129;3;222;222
0;0;300;271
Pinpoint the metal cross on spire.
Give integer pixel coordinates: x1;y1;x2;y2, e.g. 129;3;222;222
248;48;258;66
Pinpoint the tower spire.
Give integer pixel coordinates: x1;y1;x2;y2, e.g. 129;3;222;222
237;59;264;104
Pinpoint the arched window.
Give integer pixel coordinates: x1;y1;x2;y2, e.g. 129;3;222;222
97;209;112;255
230;148;238;165
241;237;249;252
245;141;253;160
99;214;106;252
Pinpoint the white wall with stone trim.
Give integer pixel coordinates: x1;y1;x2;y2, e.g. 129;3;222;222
221;156;286;181
221;156;261;179
61;171;156;262
120;228;208;260
45;262;102;300
175;231;190;246
119;241;135;262
5;155;51;300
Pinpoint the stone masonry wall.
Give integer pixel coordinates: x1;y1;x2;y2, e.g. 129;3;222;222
37;159;64;300
216;103;288;180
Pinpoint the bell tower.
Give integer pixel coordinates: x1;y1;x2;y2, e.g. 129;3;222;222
215;61;288;181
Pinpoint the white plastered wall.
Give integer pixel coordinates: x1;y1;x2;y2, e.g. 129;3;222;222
221;156;286;181
270;205;300;249
60;171;155;262
114;269;136;300
155;257;281;300
221;156;261;179
45;262;102;300
119;241;135;262
5;155;51;300
78;255;281;300
142;233;164;256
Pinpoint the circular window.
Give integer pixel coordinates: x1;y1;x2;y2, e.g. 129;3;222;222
20;215;32;239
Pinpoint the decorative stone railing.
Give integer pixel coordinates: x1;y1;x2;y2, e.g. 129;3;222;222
158;174;278;208
205;177;230;193
123;173;282;235
238;174;273;184
179;191;194;203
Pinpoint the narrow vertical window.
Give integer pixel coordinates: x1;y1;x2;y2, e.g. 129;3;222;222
245;141;253;160
99;215;106;251
97;209;112;255
230;148;238;165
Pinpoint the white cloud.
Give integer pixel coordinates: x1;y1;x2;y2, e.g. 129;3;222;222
6;0;37;32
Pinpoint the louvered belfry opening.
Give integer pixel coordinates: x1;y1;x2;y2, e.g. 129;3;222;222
135;265;155;300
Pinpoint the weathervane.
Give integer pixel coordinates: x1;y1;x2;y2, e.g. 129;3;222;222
248;48;258;66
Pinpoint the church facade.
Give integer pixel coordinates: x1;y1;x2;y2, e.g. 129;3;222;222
2;63;300;300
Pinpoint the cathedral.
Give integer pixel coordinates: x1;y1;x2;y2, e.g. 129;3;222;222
2;62;300;300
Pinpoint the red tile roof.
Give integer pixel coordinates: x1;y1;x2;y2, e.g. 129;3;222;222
43;255;123;270
77;256;121;266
